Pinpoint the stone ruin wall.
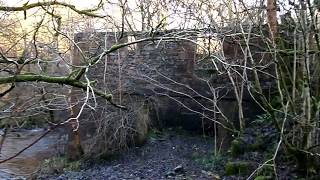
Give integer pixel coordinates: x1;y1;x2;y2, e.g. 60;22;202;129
0;30;274;151
71;31;274;150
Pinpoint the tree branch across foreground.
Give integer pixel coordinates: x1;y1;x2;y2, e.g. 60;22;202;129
0;36;192;109
0;74;126;109
0;0;104;18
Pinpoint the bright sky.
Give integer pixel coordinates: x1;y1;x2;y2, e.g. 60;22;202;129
1;0;294;31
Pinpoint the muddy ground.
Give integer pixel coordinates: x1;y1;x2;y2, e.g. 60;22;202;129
42;130;222;180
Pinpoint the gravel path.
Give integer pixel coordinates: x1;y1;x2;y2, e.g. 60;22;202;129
48;131;217;180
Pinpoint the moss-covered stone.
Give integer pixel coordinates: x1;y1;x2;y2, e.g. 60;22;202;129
225;161;250;175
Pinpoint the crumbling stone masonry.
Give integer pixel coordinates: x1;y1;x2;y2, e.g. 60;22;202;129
71;31;268;152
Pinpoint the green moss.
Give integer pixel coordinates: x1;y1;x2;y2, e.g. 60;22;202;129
252;113;272;124
256;165;274;177
230;138;245;157
0;118;11;128
146;128;165;142
249;136;264;151
193;152;226;169
0;114;49;129
39;156;82;175
254;176;272;180
225;161;250;175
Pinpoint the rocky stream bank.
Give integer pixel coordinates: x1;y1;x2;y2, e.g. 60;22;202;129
39;130;221;180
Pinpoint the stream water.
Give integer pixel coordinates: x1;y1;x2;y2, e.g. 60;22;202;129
0;128;67;179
